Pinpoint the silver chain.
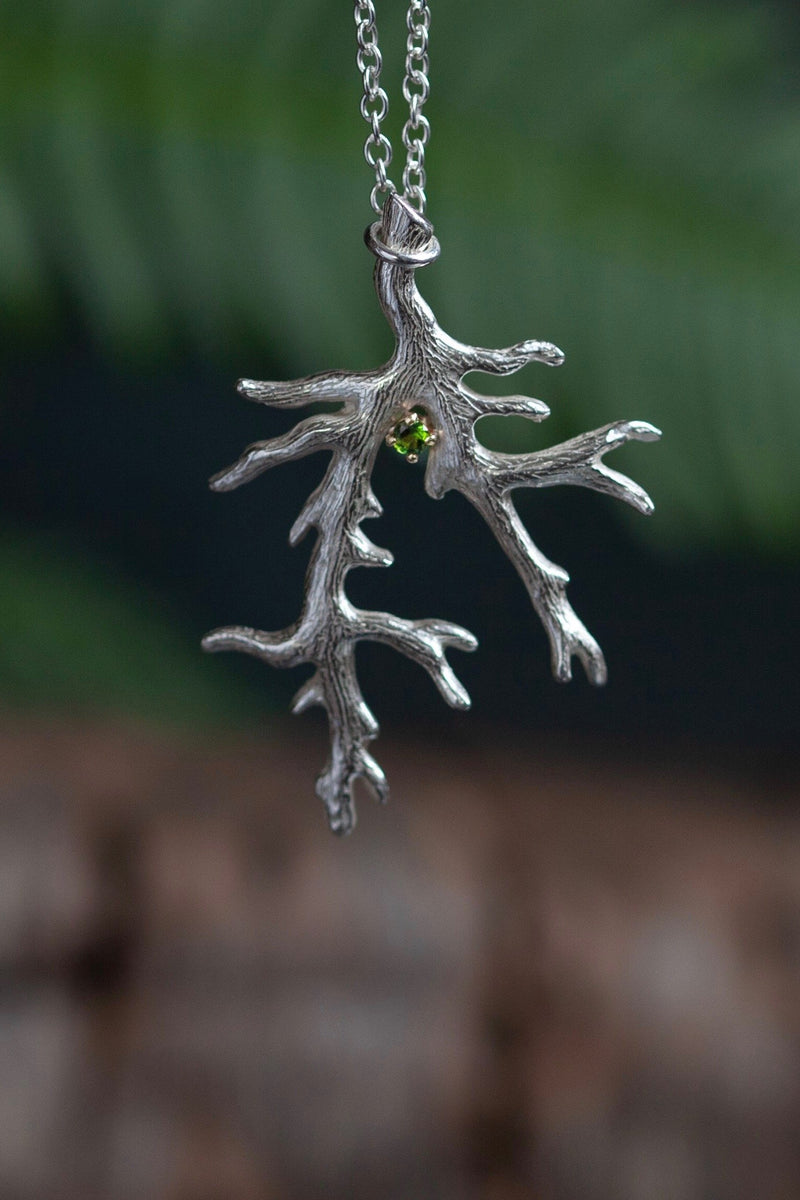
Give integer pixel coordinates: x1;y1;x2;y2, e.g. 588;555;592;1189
355;0;431;214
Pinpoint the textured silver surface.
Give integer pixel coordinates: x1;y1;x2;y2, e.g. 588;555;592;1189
203;194;660;834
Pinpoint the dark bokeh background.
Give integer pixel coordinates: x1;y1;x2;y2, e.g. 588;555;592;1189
1;1;799;1198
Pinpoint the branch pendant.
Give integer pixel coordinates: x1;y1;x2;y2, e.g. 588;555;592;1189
203;195;661;834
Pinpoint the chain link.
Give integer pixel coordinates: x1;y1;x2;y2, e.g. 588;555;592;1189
355;0;431;214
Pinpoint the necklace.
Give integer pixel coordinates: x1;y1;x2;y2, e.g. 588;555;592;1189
203;2;661;835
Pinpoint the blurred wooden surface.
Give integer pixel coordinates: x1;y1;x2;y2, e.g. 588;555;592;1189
0;718;798;1200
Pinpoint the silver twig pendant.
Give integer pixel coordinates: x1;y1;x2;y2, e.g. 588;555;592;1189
203;194;661;833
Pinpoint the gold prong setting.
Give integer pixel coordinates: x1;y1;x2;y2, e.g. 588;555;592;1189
386;407;437;462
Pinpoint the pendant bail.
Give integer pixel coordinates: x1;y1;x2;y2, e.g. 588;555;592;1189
365;191;440;267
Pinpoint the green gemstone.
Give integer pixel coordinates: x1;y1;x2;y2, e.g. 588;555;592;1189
388;411;433;460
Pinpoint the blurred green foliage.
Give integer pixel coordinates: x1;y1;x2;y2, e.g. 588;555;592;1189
1;0;799;716
0;524;263;722
3;0;800;551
